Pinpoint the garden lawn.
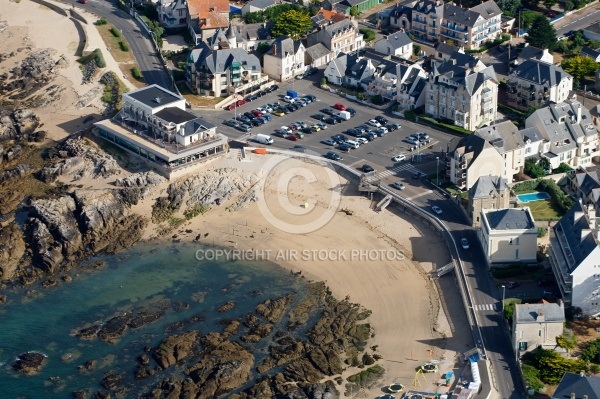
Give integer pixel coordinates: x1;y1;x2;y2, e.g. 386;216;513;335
517;199;561;221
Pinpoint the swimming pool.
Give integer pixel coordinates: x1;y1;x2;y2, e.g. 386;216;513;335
230;5;242;13
517;191;551;203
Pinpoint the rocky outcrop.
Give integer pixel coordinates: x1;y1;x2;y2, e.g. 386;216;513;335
0;223;26;281
114;172;166;188
0;109;40;140
40;137;120;183
0;163;34;183
256;293;295;323
13;352;47;375
153;330;200;369
216;300;235;313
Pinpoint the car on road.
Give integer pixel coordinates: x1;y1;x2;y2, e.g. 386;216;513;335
368;119;381;127
375;115;388;125
506;281;520;289
461;238;469;250
386;123;400;131
431;206;442;215
236;124;252;133
223;119;239;127
333;103;346;110
324;151;342;161
391;182;405;190
346;108;357;117
291;145;305;152
412;171;422;179
321;139;336;145
392;154;406;162
361;164;375;173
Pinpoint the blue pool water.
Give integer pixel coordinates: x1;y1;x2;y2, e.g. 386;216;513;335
517;191;551;202
230;5;241;13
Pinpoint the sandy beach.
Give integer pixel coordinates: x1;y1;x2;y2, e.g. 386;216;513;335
0;0;474;396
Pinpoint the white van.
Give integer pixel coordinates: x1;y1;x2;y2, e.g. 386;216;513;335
337;111;351;120
255;134;274;145
345;140;359;149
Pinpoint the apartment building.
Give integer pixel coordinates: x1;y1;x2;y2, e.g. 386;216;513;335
396;61;428;111
525;99;600;169
548;200;600;315
186;41;268;97
365;59;399;102
479;208;538;264
569;170;600;216
474;121;526;180
411;0;444;44
93;85;228;178
441;1;502;50
507;59;573;111
307;19;364;59
263;37;306;82
447;134;504;190
425;51;498;131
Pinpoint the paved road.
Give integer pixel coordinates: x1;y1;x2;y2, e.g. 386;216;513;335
72;0;171;89
553;4;600;35
196;76;524;399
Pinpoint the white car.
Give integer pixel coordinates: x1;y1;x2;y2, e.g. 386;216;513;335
356;137;368;145
283;96;296;103
378;126;389;134
431;206;442;215
368;119;381;128
257;107;270;114
392;154;406;162
391;181;405;190
461;238;469;250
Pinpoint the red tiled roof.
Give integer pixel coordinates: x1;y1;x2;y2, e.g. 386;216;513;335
200;11;230;29
188;0;229;18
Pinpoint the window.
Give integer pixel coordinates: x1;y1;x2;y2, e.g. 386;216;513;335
516;237;520;245
509;238;513;245
516;249;519;259
538;329;541;337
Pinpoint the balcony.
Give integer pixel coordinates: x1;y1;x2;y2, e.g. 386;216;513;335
442;23;468;32
460;162;467;169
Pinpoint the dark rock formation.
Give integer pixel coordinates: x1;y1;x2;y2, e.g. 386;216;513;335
13;352;46;375
153;330;200;369
100;371;123;390
256;293;295;323
0;223;26;281
113;171;166;188
216;300;235;313
129;310;165;329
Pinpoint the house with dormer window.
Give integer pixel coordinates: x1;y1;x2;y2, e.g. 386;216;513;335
324;53;375;87
307;19;364;59
157;0;188;29
373;32;413;59
263;36;306;82
441;1;502;50
396;61;427;111
411;0;444;44
187;0;230;44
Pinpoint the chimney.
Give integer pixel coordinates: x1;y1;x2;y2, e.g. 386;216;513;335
571;393;576;399
577;105;582;124
536;309;545;322
272;43;277;55
581;370;586;377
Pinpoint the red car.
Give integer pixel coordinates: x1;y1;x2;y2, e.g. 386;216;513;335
236;99;246;106
287;124;297;131
251;110;263;117
333;103;346;111
286;135;299;141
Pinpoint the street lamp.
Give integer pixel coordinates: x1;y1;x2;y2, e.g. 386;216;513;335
436;156;440;186
501;285;506;312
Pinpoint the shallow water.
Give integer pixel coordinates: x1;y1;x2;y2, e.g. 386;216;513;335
0;241;304;397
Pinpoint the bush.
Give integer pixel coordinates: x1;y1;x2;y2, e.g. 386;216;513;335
370;95;383;105
554;162;573;173
522;364;544;392
404;109;417;121
94;48;106;68
537;179;574;213
118;41;129;51
359;28;376;42
184;205;208;220
94;19;108;26
131;66;142;80
320;77;327;86
524;158;546;178
537;227;548;237
110;27;121;38
346;364;385;385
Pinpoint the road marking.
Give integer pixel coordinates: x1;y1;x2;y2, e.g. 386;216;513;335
406;190;433;200
366;163;422;181
475;303;498;311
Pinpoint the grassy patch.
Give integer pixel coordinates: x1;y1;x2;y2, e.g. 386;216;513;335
95;23;142;85
176;83;225;107
118;41;129;52
346;364;385;385
131;67;142;80
184;204;209;220
419;115;471;135
517;199;561;221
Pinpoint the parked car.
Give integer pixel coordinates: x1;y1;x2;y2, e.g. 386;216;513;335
331;133;348;142
412;171;422;179
311;124;321;132
346;128;360;137
416;131;429;139
283;95;296;103
375;115;388;125
391;182;405;190
291;145;306;152
223;119;239;127
361;132;376;141
506;281;520;289
333;103;346;110
312;113;326;121
286;134;299;141
245;95;257;102
324;151;342;161
316;122;327;130
431;206;442;215
361;164;375;173
368;119;382;127
304;94;317;102
376;127;388;135
386;123;400;131
243;112;256;119
284;106;295;113
346;108;357;117
324;117;338;125
321;108;336;116
272;109;286;117
236;115;251;123
301;127;313;134
356;137;368;145
337;144;351;153
251;118;264;126
461;238;469;250
273;131;290;138
321;139;336;145
236;124;252;132
266;84;279;92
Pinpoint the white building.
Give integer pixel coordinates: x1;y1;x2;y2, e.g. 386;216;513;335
549;200;600;315
513;301;565;356
479;207;538;264
474;121;525;181
373;32;413;59
262;37;306;82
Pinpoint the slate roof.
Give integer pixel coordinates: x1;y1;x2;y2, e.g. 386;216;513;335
413;0;442;14
380;32;412;49
483;208;535;230
470;0;502;20
443;3;481;27
581;46;600;60
515;301;565;324
583;22;600;35
265;36;302;58
183;118;216;137
306;43;331;60
190;42;261;74
126;85;182;109
468;175;507;199
511;59;572;87
435;42;459;56
453;133;489;162
519;126;543;144
391;4;412;21
553;200;600;272
474;121;525;154
323;19;355;37
574;171;600;197
155;107;198;125
237;21;274;41
553;372;600;399
244;0;276;10
433;51;497;95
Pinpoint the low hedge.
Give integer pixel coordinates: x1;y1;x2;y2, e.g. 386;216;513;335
118;41;129;51
419;115;471;135
94;48;106;68
131;66;142;80
94;18;108;26
110;27;121;37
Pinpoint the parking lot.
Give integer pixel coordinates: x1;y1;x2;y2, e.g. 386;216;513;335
193;79;456;198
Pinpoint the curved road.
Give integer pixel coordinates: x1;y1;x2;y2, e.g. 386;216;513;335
71;0;171;89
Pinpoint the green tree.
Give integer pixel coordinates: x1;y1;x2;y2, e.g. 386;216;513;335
556;333;577;355
526;14;557;49
524;158;546;178
561;55;600;84
359;28;376;42
522;0;541;8
271;10;312;40
536;349;586;384
554;162;573;173
522;364;545;392
413;44;421;56
520;10;543;30
496;0;522;16
564;0;574;10
543;0;557;9
256;42;271;55
244;11;265;23
350;6;361;18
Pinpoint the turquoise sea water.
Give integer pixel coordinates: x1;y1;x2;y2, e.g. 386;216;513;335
0;241;304;398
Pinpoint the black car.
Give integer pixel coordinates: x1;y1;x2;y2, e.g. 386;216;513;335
223;119;239;127
301;127;313;134
360;133;376;141
333;116;345;123
375;116;388;125
361;164;374;173
274;107;289;114
236;115;251;123
346;108;356;117
355;125;368;133
336;144;351;153
324;117;338;125
291;145;306;152
290;103;301;111
346;128;360;137
311;113;326;121
251;118;264;126
324;151;342;160
236;124;252;133
321;108;336;116
304;94;317;102
284;106;295;113
307;67;318;76
243;112;256;119
267;84;279;92
245;95;257;102
386;123;400;131
258;90;267;97
331;133;348;142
